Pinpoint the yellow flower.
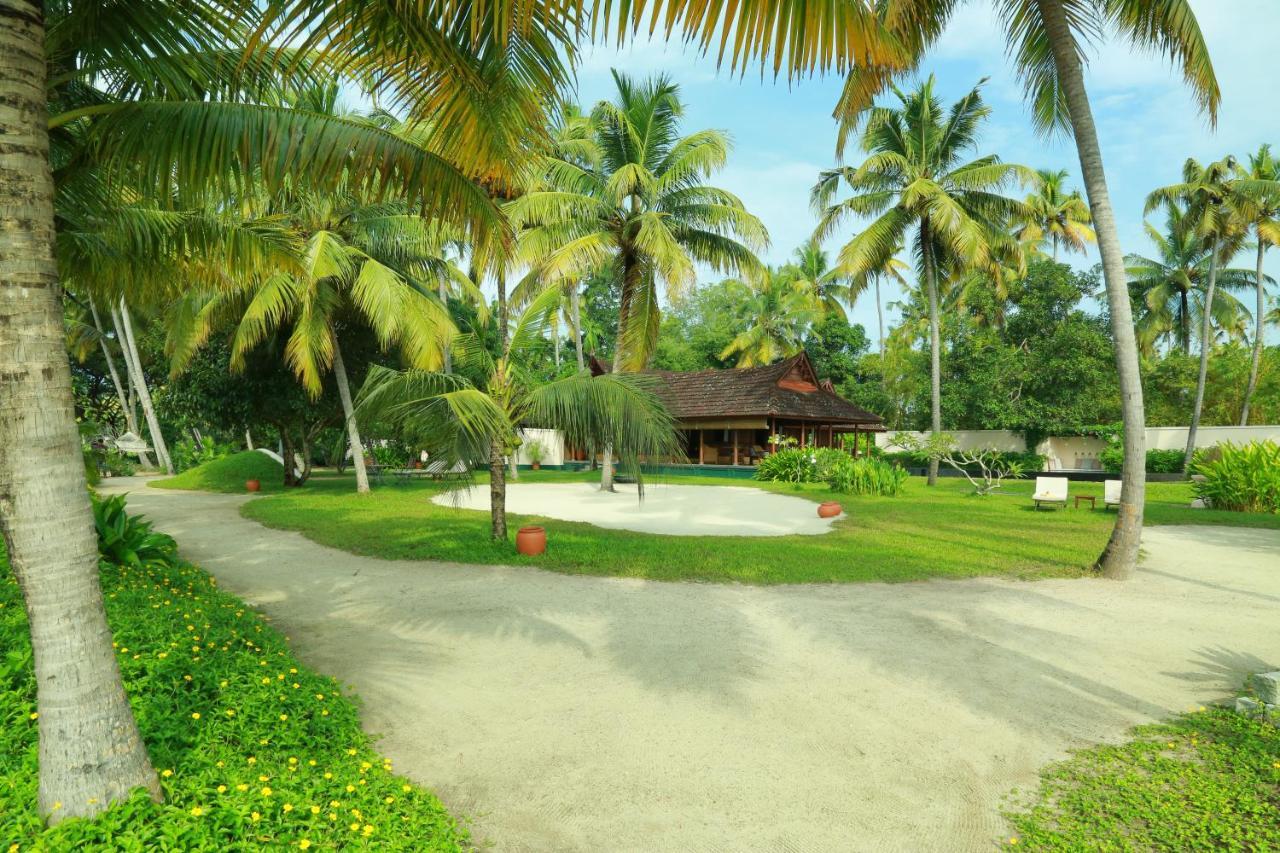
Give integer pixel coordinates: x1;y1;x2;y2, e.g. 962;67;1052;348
261;787;273;797
283;803;294;812
28;712;37;720
190;806;205;817
261;677;271;685
308;760;317;766
349;823;360;832
290;668;298;674
50;802;61;811
191;712;201;720
162;769;174;778
1008;840;1019;847
259;775;269;782
362;824;374;835
9;843;19;852
315;694;324;701
279;714;288;721
346;749;357;756
345;785;355;793
183;674;192;681
384;796;394;805
220;680;229;688
310;805;321;815
323;772;333;780
225;709;236;717
215;761;224;768
329;812;338;821
288;757;298;764
299;842;312;850
321;710;329;717
360;761;372;771
247;756;257;764
329;800;341;808
236;784;249;792
216;785;227;794
251;811;261;823
402;784;411;793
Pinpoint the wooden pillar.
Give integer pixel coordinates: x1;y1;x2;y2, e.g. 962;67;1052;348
732;429;739;466
799;424;805;449
698;429;704;465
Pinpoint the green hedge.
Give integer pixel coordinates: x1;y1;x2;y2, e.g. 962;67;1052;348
1;512;465;849
1099;447;1186;474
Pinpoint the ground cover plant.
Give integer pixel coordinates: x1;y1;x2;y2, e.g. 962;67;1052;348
152;451;285;494
1192;441;1280;513
0;502;466;850
232;469;1279;585
1004;705;1280;850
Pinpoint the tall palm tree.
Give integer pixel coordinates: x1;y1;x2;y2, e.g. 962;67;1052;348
357;287;682;539
1127;202;1256;357
790;239;850;320
1147;156;1245;469
812;76;1030;485
1016;168;1095;261
849;249;909;355
508;70;767;489
719;267;824;367
1235;144;1280;424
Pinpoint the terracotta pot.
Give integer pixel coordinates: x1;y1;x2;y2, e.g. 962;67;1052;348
245;479;261;493
531;462;541;470
516;526;546;556
817;501;842;518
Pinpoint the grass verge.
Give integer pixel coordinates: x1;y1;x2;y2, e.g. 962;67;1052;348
1004;706;1280;849
236;470;1276;584
0;546;466;849
151;451;284;494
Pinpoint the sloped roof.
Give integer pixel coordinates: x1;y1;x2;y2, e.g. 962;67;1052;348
643;353;883;425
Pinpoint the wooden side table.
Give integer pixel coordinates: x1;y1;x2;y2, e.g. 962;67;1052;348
1074;495;1096;509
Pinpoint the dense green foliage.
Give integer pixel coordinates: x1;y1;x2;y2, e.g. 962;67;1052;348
239;470;1279;585
1006;707;1280;850
1192;441;1280;513
1100;446;1187;474
92;494;179;569
0;511;464;850
823;457;908;496
152;451;285;494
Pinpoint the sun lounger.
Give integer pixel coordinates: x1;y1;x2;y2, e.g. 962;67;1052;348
424;459;470;481
1103;479;1122;509
1032;476;1068;510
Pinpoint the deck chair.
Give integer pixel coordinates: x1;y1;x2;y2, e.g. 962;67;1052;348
424;459;469;482
1103;479;1122;510
1032;476;1069;510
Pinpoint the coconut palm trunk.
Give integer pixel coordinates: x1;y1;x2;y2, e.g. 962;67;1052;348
88;297;154;468
438;279;452;374
1037;0;1146;578
0;3;161;822
874;275;886;356
920;220;942;486
1240;241;1266;424
1184;242;1218;469
331;337;370;493
572;281;585;371
491;274;510;536
115;299;173;473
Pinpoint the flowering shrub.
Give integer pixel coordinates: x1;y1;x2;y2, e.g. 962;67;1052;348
1;502;465;850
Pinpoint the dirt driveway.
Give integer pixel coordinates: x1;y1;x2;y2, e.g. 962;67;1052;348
111;481;1280;852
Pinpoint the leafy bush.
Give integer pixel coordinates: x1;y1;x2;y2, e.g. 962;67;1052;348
172;437;236;473
152;451;285;494
1;504;465;850
1191;441;1280;513
824;457;908;496
754;448;817;483
92;493;179;569
1100;446;1186;474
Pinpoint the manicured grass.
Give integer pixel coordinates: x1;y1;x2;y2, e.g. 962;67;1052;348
236;469;1277;584
152;451;285;494
1004;706;1280;849
0;546;466;849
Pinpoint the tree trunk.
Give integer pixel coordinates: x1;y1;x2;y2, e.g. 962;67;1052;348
0;3;161;822
489;438;507;539
115;300;173;473
572;280;585;371
87;297;153;468
281;429;297;488
552;314;561;368
331;337;370;494
1240;241;1266;425
921;220;942;487
245;427;254;450
438;278;452;374
1037;0;1146;579
1180;290;1191;354
601;255;638;492
1184;241;1218;471
874;275;885;355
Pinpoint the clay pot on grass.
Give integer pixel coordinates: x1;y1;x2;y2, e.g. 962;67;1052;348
246;479;261;493
817;501;842;518
516;526;546;556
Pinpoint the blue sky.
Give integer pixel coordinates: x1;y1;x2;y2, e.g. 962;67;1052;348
569;0;1280;342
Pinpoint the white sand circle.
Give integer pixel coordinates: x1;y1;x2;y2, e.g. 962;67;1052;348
431;482;840;537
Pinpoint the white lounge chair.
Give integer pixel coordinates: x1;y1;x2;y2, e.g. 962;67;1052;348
1103;479;1122;510
1032;476;1068;510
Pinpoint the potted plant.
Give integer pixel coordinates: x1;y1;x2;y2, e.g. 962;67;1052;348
526;439;546;470
245;479;261;493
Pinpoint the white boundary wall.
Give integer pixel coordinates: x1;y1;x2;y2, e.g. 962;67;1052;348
514;428;566;466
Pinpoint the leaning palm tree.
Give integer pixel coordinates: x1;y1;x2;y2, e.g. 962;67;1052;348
719;267;824;367
1146;156;1246;470
812;76;1031;485
1235;144;1280;424
508;70;767;489
1127;202;1256;357
357;287;682;539
1016;168;1095;261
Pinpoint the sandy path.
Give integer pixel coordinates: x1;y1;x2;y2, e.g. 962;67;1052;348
111;481;1280;852
432;482;841;536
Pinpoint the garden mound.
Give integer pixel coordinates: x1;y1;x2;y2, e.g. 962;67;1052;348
151;450;284;494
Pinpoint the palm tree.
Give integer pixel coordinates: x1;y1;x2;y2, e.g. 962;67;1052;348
812;76;1031;485
849;249;909;355
1147;156;1245;470
1127;202;1256;357
508;70;767;489
1016;168;1095;261
357;287;682;538
790;239;851;320
1235;144;1280;424
719;267;824;367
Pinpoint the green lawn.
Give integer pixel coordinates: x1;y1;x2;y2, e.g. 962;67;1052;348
151;450;286;494
233;469;1278;584
1005;706;1280;849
